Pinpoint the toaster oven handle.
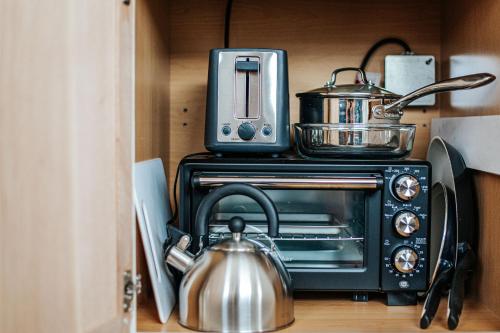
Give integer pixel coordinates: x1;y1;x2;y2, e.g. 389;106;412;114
193;175;383;190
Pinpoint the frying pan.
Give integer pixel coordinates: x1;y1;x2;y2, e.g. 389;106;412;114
423;137;477;330
420;182;456;328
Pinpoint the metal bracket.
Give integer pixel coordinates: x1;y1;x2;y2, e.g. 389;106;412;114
176;234;192;251
123;270;142;312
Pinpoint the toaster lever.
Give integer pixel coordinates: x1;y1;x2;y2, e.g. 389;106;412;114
235;56;261;119
236;60;259;72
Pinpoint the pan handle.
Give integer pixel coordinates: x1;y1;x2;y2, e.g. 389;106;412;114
447;243;476;330
420;260;454;329
373;73;496;119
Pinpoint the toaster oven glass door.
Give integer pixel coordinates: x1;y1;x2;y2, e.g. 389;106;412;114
209;190;365;269
197;174;382;273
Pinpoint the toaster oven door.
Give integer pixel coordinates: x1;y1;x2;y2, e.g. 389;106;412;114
192;173;383;290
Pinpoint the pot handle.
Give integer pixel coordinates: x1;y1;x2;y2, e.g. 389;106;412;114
373;73;496;119
195;183;279;240
326;67;368;87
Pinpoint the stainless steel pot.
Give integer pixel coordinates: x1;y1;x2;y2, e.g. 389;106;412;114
165;183;294;333
297;67;495;124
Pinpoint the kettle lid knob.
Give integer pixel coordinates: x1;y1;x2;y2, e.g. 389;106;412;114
228;217;246;236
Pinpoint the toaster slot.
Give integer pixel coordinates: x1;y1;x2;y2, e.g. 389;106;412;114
234;56;260;119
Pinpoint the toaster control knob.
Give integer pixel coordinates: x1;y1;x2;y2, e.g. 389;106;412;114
262;126;272;136
393;174;420;201
394;211;420;237
237;122;256;141
393;247;419;273
221;125;232;136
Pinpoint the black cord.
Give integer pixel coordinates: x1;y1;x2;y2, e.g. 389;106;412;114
168;152;208;225
224;0;234;48
360;37;412;72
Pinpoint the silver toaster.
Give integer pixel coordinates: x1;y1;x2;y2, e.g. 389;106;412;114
204;48;290;154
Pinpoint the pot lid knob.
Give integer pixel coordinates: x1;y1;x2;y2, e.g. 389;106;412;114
229;217;246;240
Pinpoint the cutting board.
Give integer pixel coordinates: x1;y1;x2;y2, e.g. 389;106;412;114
133;158;176;323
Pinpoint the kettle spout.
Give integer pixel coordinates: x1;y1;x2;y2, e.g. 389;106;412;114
166;235;195;273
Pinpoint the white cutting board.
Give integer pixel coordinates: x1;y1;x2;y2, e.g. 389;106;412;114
133;158;176;323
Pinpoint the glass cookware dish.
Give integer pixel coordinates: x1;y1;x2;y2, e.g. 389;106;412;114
294;123;416;158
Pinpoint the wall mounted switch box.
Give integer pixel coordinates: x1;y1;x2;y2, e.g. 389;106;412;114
385;55;436;106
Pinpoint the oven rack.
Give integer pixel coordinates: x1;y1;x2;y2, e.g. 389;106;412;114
208;222;351;236
208;232;364;242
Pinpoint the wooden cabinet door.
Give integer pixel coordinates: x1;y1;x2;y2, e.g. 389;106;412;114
0;1;136;332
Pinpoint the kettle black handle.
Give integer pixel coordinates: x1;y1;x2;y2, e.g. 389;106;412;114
195;183;279;238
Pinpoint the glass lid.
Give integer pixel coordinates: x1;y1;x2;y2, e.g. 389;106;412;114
296;67;401;99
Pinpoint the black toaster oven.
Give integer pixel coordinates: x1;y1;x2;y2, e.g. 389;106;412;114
178;154;431;305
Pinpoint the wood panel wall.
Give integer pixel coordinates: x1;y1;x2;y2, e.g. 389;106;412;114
136;0;170;163
167;0;442;185
441;0;500;317
135;0;170;303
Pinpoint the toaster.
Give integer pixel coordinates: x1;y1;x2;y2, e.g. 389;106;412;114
204;48;290;154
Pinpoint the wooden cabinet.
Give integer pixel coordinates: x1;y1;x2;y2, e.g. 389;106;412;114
2;0;500;332
135;0;500;331
0;1;135;332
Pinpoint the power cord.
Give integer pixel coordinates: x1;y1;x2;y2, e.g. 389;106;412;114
224;0;234;48
168;152;209;225
360;37;412;72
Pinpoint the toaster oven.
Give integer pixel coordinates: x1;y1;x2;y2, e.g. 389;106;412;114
178;154;430;305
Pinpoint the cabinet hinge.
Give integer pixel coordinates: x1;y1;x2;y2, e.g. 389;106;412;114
123;270;142;312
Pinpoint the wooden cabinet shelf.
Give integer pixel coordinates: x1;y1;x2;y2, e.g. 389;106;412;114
137;295;500;332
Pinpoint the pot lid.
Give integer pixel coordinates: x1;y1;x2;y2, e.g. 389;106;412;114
296;67;401;99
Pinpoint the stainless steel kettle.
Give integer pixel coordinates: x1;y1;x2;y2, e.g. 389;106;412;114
165;183;294;333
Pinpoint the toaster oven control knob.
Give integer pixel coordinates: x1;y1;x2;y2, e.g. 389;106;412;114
237;122;256;141
394;211;420;237
393;247;419;273
393;174;421;201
